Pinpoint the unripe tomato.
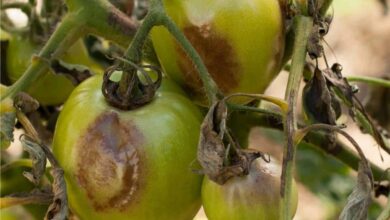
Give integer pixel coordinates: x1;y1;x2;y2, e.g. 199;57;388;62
202;159;298;220
52;75;203;219
6;37;100;106
151;0;285;104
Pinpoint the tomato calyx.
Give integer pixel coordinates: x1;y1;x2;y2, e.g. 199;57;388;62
102;62;162;110
197;100;270;185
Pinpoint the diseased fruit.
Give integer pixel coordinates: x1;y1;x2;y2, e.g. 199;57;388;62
151;0;285;104
202;158;298;220
52;74;203;219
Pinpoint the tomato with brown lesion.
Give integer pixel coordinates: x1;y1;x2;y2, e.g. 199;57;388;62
151;0;285;105
52;74;204;219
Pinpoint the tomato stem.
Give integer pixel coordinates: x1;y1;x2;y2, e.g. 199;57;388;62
280;15;313;220
119;10;160;96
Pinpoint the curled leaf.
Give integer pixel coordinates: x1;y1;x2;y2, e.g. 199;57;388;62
339;163;373;220
45;167;68;220
50;59;93;86
303;67;341;125
323;63;390;155
20;135;47;185
197;101;263;185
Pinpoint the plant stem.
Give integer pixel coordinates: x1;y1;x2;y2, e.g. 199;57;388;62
0;159;33;173
161;15;221;104
0;193;53;208
346;75;390;88
119;10;161;95
0;14;85;101
281;16;313;220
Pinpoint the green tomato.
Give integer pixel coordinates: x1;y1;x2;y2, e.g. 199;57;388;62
52;74;203;219
6;37;100;106
151;0;285;104
202;159;298;220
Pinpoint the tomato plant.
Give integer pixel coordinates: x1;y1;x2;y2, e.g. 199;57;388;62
6;37;99;106
151;0;285;104
202;159;298;220
52;74;204;219
1;0;390;220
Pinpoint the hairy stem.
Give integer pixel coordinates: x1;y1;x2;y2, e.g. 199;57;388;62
119;8;162;95
281;16;313;220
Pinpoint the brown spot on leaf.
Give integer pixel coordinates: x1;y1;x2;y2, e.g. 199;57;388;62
75;111;144;211
176;24;240;96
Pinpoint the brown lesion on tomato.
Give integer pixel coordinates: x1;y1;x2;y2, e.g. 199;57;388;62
176;23;241;96
75;111;145;212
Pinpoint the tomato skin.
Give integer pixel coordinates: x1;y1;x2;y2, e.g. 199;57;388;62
6;37;99;106
52;75;203;219
202;159;298;220
151;0;285;104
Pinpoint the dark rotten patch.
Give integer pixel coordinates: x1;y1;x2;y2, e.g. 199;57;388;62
75;111;145;211
176;24;240;95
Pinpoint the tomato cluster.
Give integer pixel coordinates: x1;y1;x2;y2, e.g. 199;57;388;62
2;0;299;219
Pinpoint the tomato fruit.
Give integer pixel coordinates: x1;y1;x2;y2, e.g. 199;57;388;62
151;0;285;104
6;37;100;106
52;74;203;219
202;158;298;220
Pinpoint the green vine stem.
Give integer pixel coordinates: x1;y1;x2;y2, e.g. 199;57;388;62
346;75;390;88
0;159;33;173
118;8;161;95
115;0;221;105
281;15;313;220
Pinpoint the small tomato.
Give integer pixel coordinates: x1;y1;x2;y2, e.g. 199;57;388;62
202;158;298;220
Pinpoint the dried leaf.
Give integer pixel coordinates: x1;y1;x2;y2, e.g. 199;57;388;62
0;111;15;149
339;163;373;220
303;67;341;125
20;135;47;185
197;101;262;184
324;63;390;155
50;59;93;85
45;167;68;220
